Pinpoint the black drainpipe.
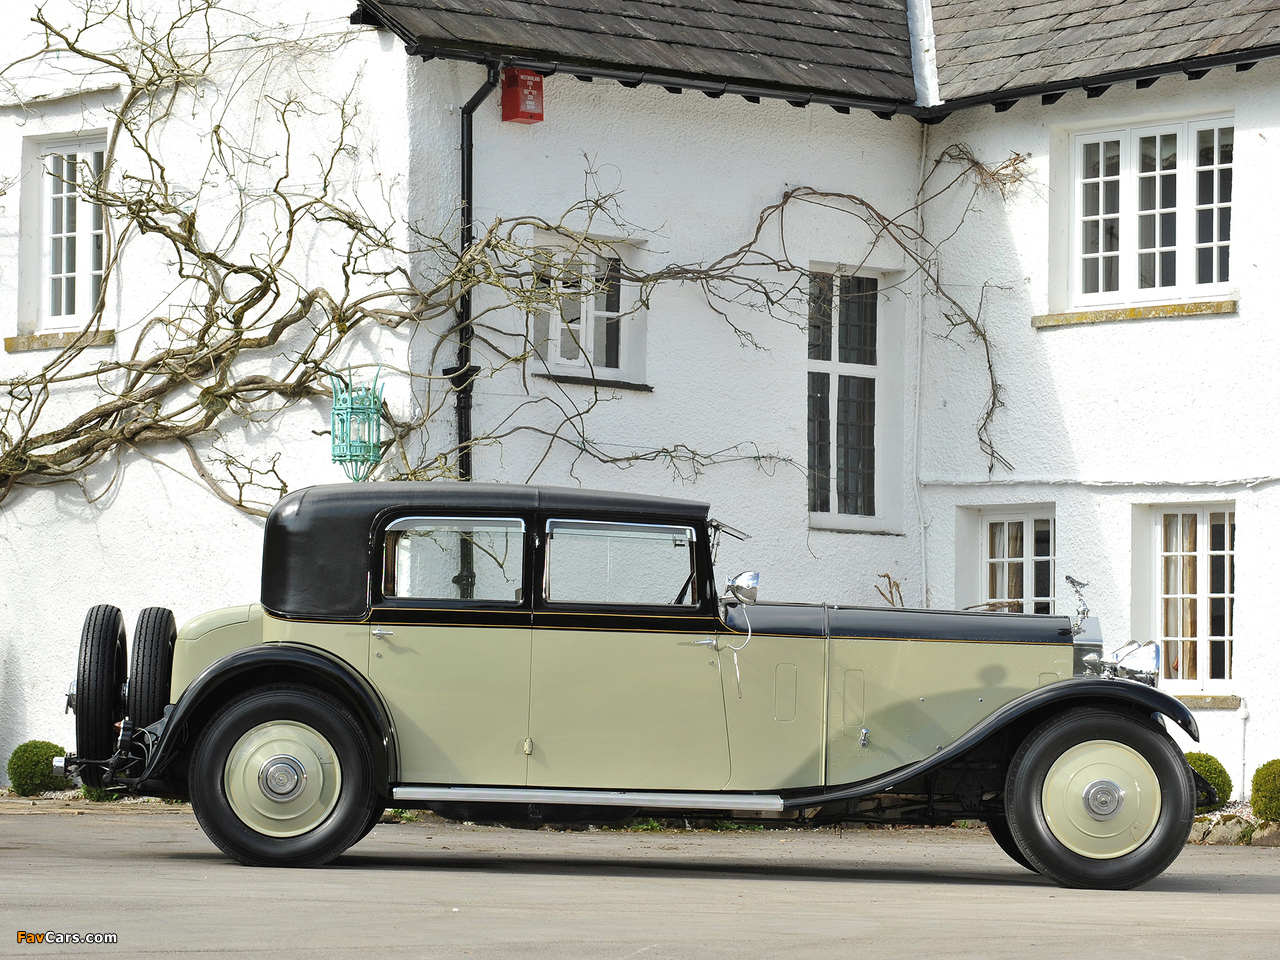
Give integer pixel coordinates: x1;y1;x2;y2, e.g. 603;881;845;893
444;63;502;485
443;63;501;600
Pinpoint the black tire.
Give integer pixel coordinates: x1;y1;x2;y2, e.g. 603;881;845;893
986;816;1036;872
1005;707;1195;889
188;686;379;867
75;605;128;788
356;803;388;843
127;607;176;729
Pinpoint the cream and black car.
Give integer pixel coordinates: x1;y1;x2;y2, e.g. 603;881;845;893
59;482;1213;888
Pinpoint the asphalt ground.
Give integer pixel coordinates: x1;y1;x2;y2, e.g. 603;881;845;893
2;796;1278;959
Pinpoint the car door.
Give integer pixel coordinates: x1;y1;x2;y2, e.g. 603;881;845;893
527;518;731;790
367;515;532;786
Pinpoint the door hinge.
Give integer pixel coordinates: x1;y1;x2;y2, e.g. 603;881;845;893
523;737;534;756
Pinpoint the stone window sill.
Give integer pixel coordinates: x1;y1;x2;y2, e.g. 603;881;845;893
5;330;115;353
1032;299;1237;329
1174;695;1241;711
535;372;653;393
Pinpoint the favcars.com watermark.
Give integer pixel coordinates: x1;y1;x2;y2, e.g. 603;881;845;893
17;932;118;945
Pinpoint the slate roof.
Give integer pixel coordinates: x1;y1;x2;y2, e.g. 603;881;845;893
354;0;916;110
931;0;1280;107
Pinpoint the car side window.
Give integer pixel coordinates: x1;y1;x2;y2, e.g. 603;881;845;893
544;519;698;606
383;517;525;603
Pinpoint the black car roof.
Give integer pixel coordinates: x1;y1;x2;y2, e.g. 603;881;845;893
261;482;710;621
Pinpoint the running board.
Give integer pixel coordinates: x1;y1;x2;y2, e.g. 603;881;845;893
391;786;785;812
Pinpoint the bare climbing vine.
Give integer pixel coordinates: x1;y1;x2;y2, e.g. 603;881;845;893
0;0;1026;515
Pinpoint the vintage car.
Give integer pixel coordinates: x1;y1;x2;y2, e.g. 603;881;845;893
58;482;1212;888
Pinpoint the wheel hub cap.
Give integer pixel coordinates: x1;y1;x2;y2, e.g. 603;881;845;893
1082;779;1125;820
259;755;307;803
224;721;341;838
1041;739;1161;859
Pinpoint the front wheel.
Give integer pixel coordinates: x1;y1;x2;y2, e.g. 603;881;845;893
189;687;379;867
1005;707;1194;889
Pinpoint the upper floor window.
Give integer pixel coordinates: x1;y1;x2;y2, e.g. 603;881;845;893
42;142;107;330
530;245;646;385
1157;506;1235;689
808;274;878;519
1072;116;1232;308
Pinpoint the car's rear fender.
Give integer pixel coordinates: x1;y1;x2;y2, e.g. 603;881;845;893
785;678;1197;809
139;643;398;796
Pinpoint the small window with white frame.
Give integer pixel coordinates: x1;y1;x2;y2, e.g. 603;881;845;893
980;510;1055;614
529;244;645;385
1071;115;1233;308
1156;505;1235;689
40;140;108;331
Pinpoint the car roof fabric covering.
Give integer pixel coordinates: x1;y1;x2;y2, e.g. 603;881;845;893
261;482;709;620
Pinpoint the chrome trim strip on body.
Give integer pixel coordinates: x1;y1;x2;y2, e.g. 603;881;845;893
391;786;785;812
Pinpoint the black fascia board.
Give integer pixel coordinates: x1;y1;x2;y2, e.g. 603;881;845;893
918;43;1280;120
350;2;910;119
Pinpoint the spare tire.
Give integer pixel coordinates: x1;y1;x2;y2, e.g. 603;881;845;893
75;605;127;788
128;607;176;729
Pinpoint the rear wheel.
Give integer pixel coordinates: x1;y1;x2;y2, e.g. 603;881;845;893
75;605;128;788
1005;708;1194;889
189;687;378;867
127;607;176;729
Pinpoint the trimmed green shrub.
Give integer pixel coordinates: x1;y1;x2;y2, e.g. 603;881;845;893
1251;759;1280;821
1186;751;1232;813
6;740;72;796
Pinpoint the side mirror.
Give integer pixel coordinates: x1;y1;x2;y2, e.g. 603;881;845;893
724;571;759;605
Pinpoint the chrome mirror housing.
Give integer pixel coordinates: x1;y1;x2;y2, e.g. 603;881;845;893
724;571;759;605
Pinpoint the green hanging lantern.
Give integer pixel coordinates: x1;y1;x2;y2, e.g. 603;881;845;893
330;368;385;482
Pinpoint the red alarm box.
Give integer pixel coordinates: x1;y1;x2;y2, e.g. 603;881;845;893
501;68;544;124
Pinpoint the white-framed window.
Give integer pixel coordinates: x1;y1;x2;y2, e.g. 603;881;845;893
40;140;107;330
807;273;878;519
981;510;1056;614
1071;115;1233;308
530;245;645;384
1156;505;1235;690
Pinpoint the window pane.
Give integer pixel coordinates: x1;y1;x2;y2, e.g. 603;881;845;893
1103;219;1118;252
545;520;697;606
1103;255;1118;292
595;256;622;314
1083;258;1099;294
1160;173;1176;209
1198;170;1213;205
1210;597;1225;637
1219;207;1231;242
1162;514;1178;552
1197;208;1213;244
1197;247;1213;284
1163;554;1178;594
1198;128;1214;165
1084;219;1100;254
988;522;1005;560
1219;127;1234;164
1138;253;1155;289
808;274;832;361
1104;180;1119;215
835;375;874;516
1007;520;1024;560
837;276;877;365
807;371;830;513
386;519;524;602
1159;251;1175;286
1103;140;1120;176
1219;246;1230;282
1034;559;1050;599
1139;136;1156;173
1138;215;1155;249
1084;141;1099;178
1083;182;1099;217
1033;518;1051;557
1008;562;1024;608
1219;168;1232;204
1182;514;1197;551
1161;134;1177;170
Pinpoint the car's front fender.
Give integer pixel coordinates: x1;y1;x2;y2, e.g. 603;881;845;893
785;678;1197;809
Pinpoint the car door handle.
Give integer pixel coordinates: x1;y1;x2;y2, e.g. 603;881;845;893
693;638;716;647
371;628;395;638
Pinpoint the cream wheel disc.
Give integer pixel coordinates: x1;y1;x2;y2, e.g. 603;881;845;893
223;721;342;838
1041;739;1161;859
